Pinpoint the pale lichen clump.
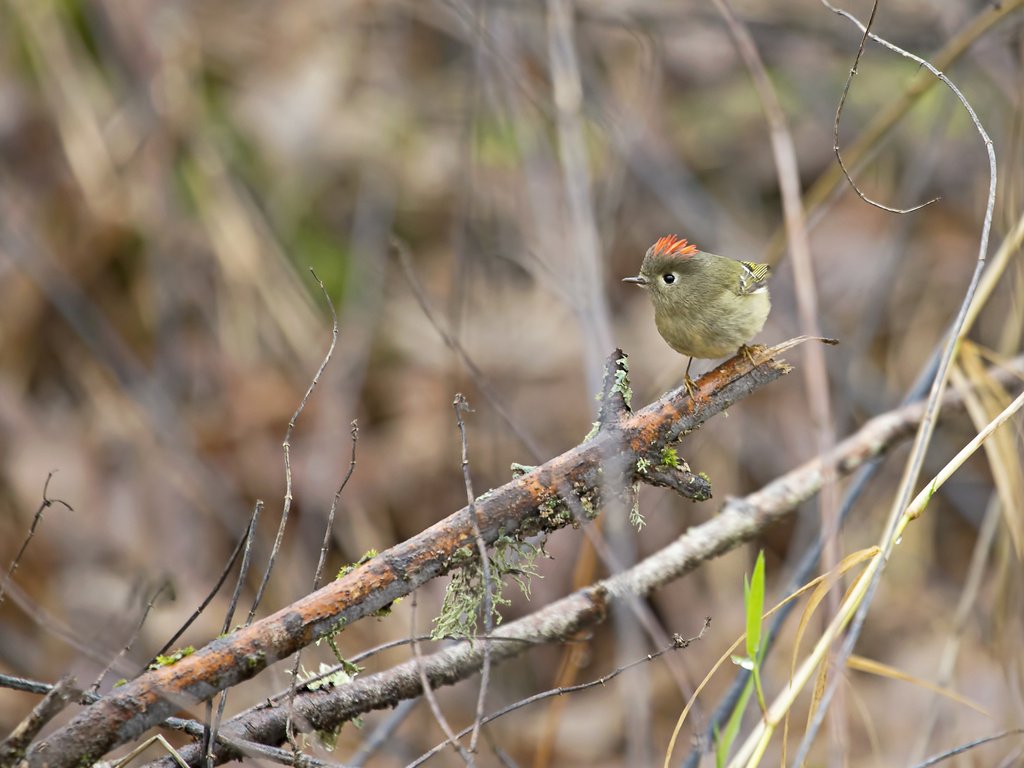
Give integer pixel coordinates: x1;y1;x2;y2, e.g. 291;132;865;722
432;534;546;640
628;482;645;531
612;356;633;407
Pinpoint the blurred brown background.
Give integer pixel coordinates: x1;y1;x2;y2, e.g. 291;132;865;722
1;0;1023;765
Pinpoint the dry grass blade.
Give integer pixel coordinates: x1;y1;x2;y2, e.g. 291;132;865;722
954;348;1024;557
845;655;990;718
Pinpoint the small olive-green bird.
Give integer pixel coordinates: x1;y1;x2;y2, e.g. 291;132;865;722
623;234;771;396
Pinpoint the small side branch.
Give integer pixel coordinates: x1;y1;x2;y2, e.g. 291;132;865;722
642;467;712;502
829;0;939;213
1;472;73;606
0;676;78;764
597;349;632;428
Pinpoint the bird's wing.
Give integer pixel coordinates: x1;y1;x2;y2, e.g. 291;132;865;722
736;261;770;295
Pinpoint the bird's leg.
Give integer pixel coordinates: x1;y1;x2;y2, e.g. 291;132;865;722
739;344;757;366
683;357;699;401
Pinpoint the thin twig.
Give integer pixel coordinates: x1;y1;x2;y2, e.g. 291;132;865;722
91;580;171;692
214;738;345;768
0;675;77;763
264;633;546;708
347;699;417;767
762;0;1022;265
284;277;346;754
249;268;339;622
410;592;474;766
314;421;359;592
0;471;73;606
150;511;256;663
910;728;1024;768
279;421;361;747
0;674;207;739
452;394;492;754
408;619;711;767
393;238;544;462
202;501;262;768
832;0;939;214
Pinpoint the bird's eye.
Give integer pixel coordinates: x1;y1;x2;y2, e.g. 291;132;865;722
662;273;676;285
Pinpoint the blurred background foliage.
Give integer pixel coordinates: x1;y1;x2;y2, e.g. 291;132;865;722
1;0;1023;765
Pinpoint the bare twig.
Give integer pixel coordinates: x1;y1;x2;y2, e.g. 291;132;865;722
453;394;492;754
192;735;342;768
408;619;712;767
283;275;348;755
0;675;77;763
91;580;171;692
202;501;262;768
410;592;473;766
831;0;939;214
314;422;359;592
265;634;545;710
149;507;258;663
0;675;208;741
250;268;339;622
220;504;263;638
910;728;1024;768
275;423;361;756
393;238;544;462
0;471;73;606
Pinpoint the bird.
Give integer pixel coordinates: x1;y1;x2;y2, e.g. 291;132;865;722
623;234;771;399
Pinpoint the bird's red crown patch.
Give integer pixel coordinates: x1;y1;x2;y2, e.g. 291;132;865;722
652;234;699;257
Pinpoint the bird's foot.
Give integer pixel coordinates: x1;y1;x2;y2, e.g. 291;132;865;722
683;375;701;402
739;344;758;366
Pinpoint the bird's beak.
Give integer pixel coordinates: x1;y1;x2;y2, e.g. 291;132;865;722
622;275;648;286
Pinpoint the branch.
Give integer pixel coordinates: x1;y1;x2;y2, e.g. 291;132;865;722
1;676;77;764
25;342;795;767
148;354;1024;768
